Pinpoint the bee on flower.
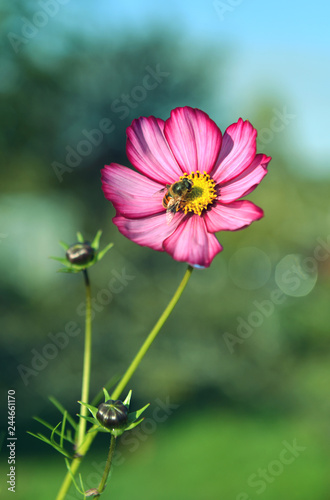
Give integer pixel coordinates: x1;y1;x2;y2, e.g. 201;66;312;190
156;177;194;224
101;106;271;268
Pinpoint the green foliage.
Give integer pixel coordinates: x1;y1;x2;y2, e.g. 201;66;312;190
27;397;76;459
9;410;330;500
64;459;86;498
27;376;120;458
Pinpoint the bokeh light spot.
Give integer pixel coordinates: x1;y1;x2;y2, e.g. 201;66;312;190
275;254;318;297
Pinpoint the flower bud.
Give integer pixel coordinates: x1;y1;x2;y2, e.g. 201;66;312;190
96;399;128;430
66;242;95;265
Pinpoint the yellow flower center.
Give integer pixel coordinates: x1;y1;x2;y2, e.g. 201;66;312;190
180;171;217;216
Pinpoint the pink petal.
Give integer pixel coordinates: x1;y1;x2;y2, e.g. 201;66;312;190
219;154;271;203
101;164;165;218
204;200;264;232
113;211;185;251
126;116;183;184
164;107;222;174
163;215;223;268
211;119;257;184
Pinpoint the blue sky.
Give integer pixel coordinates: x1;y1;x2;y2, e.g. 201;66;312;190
72;0;329;175
32;0;329;176
81;0;329;50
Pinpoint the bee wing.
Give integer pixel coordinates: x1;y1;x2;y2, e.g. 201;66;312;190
152;187;166;197
165;200;180;225
166;210;176;225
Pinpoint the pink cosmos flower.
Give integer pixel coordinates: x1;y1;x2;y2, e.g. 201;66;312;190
101;106;271;268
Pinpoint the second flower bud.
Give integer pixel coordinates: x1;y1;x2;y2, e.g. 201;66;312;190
96;399;129;431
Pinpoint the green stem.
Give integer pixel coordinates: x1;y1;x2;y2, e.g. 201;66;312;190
94;435;117;498
55;431;96;500
55;265;193;500
76;269;92;451
111;265;193;400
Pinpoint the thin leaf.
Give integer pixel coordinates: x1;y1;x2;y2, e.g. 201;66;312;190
76;232;84;243
32;416;74;444
102;387;111;402
27;432;72;458
78;402;98;419
50;256;69;264
123;390;132;407
49;396;77;430
27;431;50;444
91;426;108;433
50;421;62;444
87;425;104;434
60;412;67;449
91;374;120;407
76;415;97;426
59;240;70;250
125;417;145;431
127;403;150;423
91;230;102;250
78;474;86;497
96;242;114;261
33;416;55;432
65;458;85;495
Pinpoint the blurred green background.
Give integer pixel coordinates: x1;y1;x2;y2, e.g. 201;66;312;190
1;1;330;499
